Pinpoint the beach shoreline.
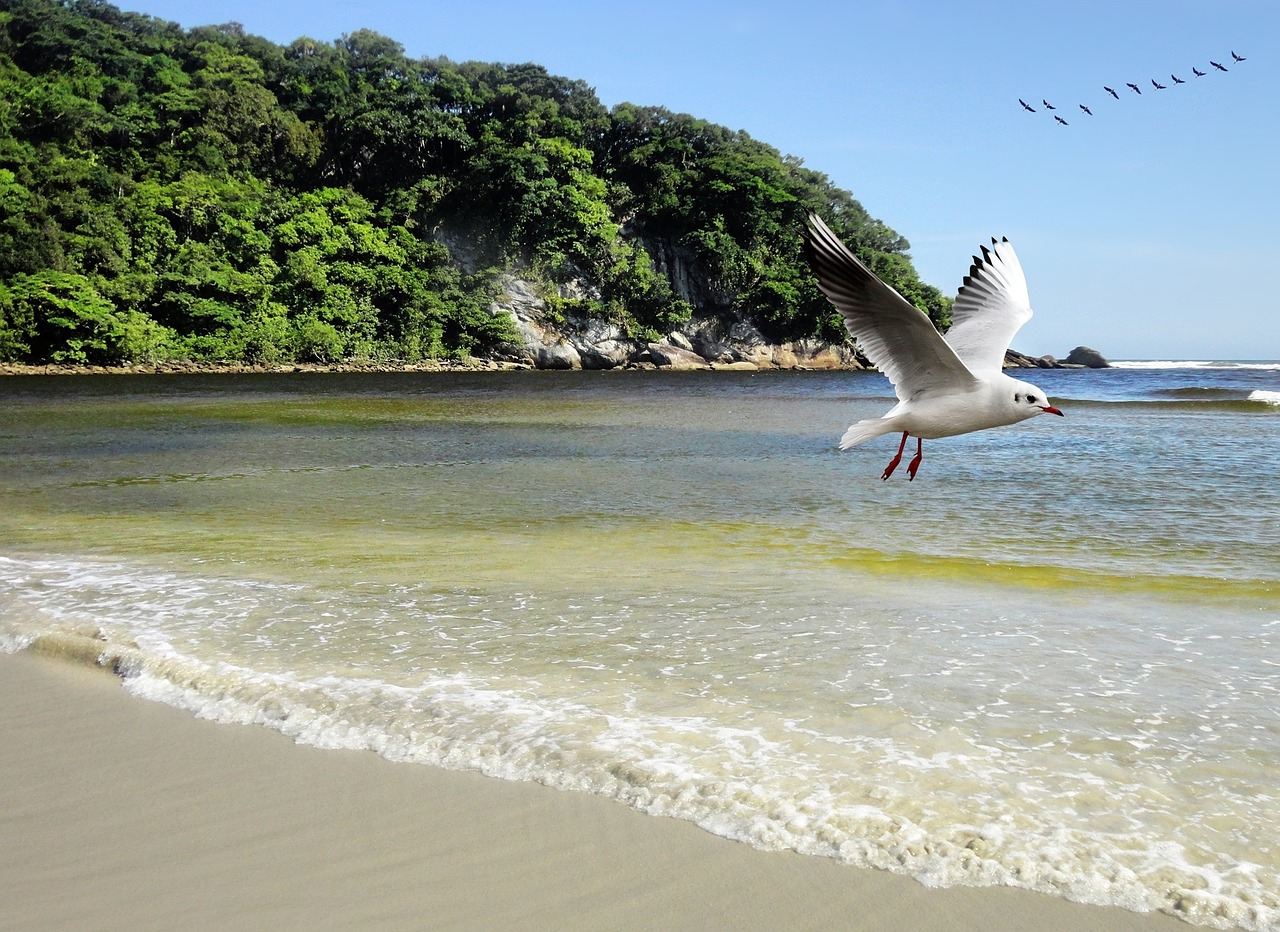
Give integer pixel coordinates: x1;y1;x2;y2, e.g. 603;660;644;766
0;650;1186;932
0;346;1074;378
0;359;512;378
0;358;831;377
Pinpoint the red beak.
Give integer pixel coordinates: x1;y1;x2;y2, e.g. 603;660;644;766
1041;406;1064;417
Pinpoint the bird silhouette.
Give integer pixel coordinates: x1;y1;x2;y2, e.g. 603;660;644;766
1211;61;1228;72
1152;78;1167;90
1193;66;1206;77
1042;99;1056;110
1054;115;1069;126
1171;74;1185;84
1104;85;1119;99
1079;104;1092;115
1018;98;1036;112
1232;51;1246;62
1126;82;1142;94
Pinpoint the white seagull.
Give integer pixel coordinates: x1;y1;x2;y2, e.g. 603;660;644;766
802;214;1064;480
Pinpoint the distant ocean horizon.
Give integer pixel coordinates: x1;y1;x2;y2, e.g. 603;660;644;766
3;363;1278;930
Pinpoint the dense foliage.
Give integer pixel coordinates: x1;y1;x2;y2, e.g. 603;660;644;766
0;0;950;366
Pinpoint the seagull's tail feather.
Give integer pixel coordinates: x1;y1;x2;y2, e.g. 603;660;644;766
839;418;897;451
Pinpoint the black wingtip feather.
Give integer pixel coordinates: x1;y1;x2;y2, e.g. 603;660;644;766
801;212;880;297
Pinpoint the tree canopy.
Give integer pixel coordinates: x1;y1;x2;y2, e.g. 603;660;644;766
0;0;950;365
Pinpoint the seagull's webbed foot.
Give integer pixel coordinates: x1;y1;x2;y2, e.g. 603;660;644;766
906;437;924;480
882;432;909;480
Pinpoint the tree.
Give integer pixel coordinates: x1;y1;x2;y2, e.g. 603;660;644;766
0;0;945;367
3;270;169;363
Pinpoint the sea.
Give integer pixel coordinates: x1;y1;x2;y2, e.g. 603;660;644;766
2;361;1277;929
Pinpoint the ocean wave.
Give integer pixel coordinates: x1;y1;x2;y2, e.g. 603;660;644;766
1112;360;1280;370
1049;395;1280;414
1154;387;1245;399
8;628;1277;931
1147;387;1280;410
4;554;1280;931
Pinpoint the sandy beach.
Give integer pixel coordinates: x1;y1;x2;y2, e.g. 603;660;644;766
0;651;1187;932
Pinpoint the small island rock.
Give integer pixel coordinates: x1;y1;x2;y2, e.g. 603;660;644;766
1064;346;1111;368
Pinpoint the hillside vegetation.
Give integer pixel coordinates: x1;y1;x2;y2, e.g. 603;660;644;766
0;0;950;366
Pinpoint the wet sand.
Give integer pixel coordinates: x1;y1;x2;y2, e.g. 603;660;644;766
0;651;1186;931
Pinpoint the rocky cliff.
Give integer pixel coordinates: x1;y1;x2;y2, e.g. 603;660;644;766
488;276;1103;371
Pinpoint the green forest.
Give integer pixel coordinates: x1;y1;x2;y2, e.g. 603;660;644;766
0;0;950;366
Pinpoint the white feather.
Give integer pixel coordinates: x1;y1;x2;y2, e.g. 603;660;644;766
802;214;1062;475
944;238;1033;374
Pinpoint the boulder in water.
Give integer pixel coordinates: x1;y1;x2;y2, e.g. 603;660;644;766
1064;345;1111;368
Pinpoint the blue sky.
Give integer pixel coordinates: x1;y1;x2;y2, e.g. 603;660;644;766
123;0;1277;360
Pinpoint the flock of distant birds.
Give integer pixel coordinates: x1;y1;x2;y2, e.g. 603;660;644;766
1019;50;1247;124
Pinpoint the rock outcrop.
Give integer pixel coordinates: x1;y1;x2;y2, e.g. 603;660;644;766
1004;349;1058;369
1063;345;1111;368
646;342;708;370
487;275;872;370
487;275;1099;372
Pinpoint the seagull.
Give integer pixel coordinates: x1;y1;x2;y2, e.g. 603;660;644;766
1211;60;1228;72
1231;51;1246;62
1042;99;1056;110
1104;86;1120;98
1126;82;1142;94
1152;78;1167;89
1079;104;1093;115
1019;98;1037;112
801;215;1064;481
1171;74;1185;84
1193;66;1206;77
1054;115;1069;125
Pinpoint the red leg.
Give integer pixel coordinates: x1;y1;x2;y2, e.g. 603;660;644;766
906;436;924;480
882;432;909;480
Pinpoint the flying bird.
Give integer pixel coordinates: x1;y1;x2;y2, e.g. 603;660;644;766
1019;98;1036;112
1171;74;1185;84
1104;86;1120;98
1054;115;1069;125
801;215;1064;481
1211;61;1228;72
1079;104;1093;115
1232;51;1246;62
1193;66;1206;77
1152;78;1167;89
1042;99;1056;110
1126;82;1142;94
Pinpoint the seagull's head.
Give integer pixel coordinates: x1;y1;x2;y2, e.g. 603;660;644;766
1008;379;1065;422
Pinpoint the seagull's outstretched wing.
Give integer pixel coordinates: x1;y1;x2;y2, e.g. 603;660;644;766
803;214;976;399
943;238;1033;374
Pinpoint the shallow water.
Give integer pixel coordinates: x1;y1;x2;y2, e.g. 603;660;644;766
2;365;1278;929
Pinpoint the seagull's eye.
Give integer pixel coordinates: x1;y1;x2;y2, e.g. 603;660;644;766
1027;395;1037;404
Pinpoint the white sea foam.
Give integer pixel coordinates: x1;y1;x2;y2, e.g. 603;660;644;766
1249;390;1280;406
107;650;1280;931
1112;360;1280;370
4;508;1280;932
